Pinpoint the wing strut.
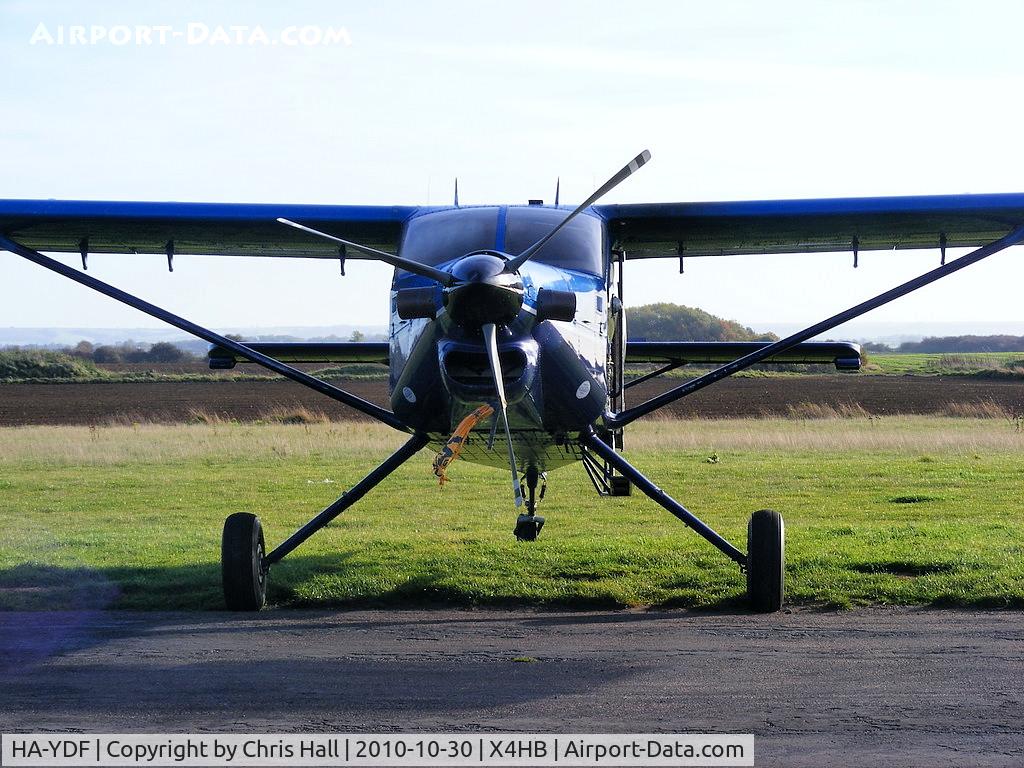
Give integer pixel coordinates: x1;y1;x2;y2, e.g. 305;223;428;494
581;428;746;565
606;223;1024;429
0;234;408;431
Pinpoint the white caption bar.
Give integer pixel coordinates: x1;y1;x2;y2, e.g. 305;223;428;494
1;734;753;767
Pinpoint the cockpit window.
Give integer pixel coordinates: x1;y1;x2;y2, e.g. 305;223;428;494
400;208;497;267
398;206;604;276
505;208;603;275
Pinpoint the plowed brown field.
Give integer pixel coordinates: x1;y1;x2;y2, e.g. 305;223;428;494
2;375;1023;425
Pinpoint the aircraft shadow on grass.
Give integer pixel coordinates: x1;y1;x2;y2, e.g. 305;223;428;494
0;559;750;615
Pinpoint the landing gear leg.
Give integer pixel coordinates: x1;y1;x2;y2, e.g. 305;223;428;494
581;428;786;612
221;433;429;611
514;466;546;541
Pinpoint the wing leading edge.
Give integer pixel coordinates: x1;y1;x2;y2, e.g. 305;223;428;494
596;193;1024;258
7;192;1024;263
0;199;417;258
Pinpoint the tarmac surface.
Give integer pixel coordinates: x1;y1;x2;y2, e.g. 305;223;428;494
1;607;1022;767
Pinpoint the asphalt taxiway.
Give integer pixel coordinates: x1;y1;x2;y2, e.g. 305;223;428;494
1;608;1021;767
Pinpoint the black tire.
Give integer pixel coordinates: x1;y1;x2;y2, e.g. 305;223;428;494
746;509;784;613
514;514;545;542
222;512;267;611
609;475;632;496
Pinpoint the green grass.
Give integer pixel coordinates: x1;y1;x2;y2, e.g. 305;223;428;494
7;349;1024;385
1;418;1023;611
866;352;1024;377
0;349;103;381
1;366;388;384
0;348;388;383
621;351;1024;381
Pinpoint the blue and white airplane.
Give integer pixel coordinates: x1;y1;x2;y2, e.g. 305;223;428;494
3;150;1024;612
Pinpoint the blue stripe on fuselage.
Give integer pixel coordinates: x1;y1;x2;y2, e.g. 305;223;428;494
495;205;508;251
520;262;604;312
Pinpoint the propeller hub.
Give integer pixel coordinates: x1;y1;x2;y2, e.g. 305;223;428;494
444;252;524;328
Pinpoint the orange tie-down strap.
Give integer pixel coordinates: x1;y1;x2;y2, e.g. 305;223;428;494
432;403;495;486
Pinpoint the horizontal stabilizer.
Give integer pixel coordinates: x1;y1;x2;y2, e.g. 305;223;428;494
209;342;389;369
626;341;861;371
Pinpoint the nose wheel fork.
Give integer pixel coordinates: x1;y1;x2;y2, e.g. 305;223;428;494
514;466;546;541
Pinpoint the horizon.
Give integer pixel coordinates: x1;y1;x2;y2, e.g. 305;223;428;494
8;317;1024;349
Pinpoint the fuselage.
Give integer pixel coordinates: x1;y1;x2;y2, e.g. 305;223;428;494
388;205;613;472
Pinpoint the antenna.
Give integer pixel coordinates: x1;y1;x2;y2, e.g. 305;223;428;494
555;177;560;207
454;178;459;207
505;150;650;273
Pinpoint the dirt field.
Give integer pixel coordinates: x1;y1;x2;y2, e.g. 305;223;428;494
1;375;1024;425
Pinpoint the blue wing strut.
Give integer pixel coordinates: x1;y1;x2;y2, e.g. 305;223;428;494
605;224;1024;428
0;233;408;431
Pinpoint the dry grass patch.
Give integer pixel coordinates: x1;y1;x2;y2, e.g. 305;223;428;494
0;421;405;465
623;415;1024;453
2;416;1024;466
784;402;873;419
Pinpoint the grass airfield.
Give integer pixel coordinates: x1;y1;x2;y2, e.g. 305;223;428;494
1;417;1022;611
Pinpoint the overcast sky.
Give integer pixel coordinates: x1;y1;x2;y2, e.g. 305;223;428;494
3;1;1024;336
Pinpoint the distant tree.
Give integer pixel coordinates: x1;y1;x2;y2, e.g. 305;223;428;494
860;342;894;353
349;330;365;342
147;341;189;362
224;333;245;342
898;334;1024;353
626;303;777;342
69;340;94;358
92;345;124;364
124;347;149;363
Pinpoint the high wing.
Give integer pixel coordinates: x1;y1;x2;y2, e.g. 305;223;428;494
0;199;417;258
595;193;1024;258
9;193;1024;261
626;341;861;370
208;342;389;369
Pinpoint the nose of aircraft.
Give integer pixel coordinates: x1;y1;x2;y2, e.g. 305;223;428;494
442;251;524;328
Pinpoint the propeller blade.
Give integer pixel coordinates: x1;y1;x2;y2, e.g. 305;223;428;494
504;149;650;273
277;218;455;286
483;322;524;508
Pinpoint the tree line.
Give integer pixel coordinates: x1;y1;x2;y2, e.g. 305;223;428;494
625;303;777;342
46;328;372;364
62;340;196;364
893;335;1024;353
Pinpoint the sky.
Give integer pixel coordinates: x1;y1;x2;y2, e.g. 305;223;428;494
3;1;1024;338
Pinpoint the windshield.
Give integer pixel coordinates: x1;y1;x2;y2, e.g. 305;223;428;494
399;207;604;276
400;208;497;267
505;207;603;275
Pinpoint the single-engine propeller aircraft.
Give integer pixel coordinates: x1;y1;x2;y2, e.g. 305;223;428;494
4;150;1024;612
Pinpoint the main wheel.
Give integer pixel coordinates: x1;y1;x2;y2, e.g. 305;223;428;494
746;509;784;613
222;512;267;611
